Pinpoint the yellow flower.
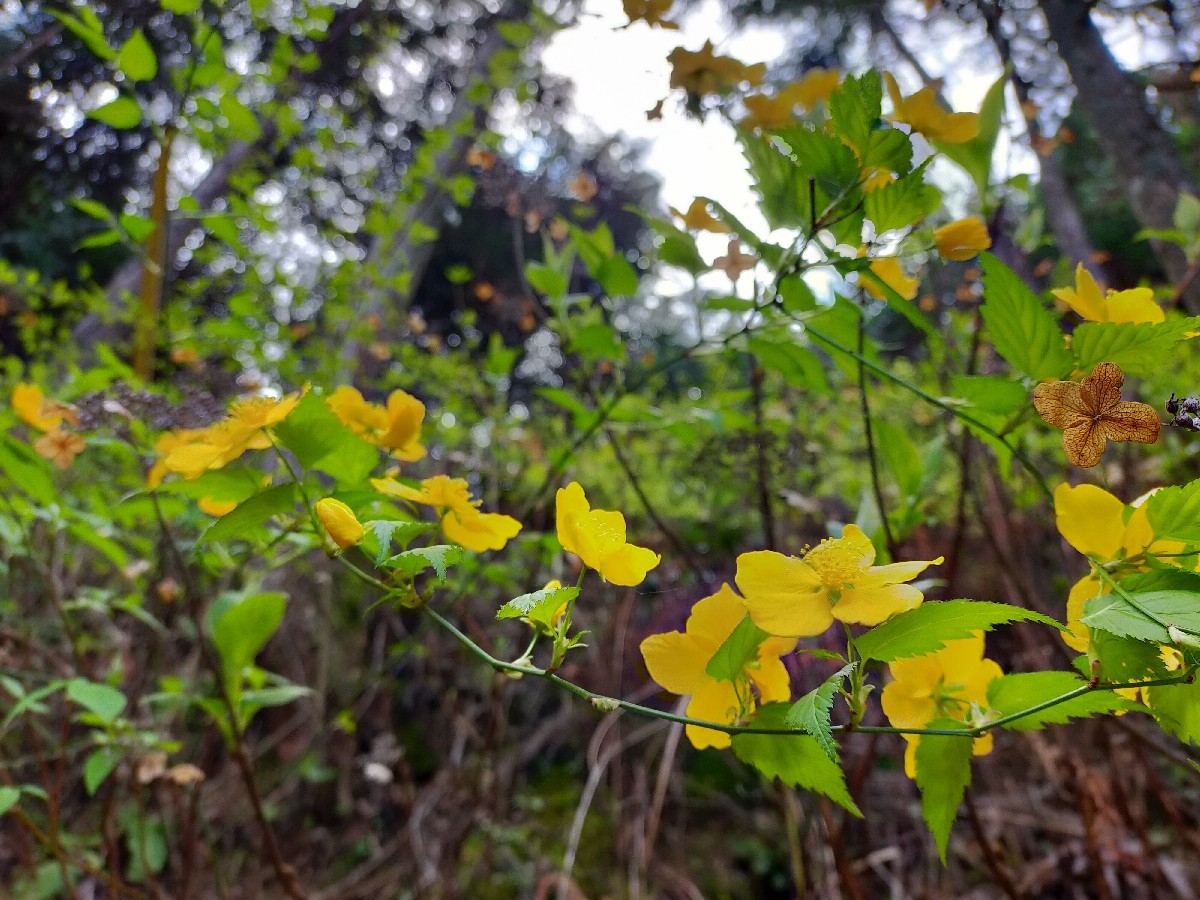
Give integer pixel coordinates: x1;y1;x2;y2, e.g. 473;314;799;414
668;198;731;234
1051;263;1164;324
781;67;840;109
739;71;839;130
12;383;77;432
737;525;942;637
641;584;795;749
864;256;919;301
198;497;238;517
880;633;1002;777
934;217;991;261
327;386;426;461
160;393;301;480
883;72;979;144
668;41;766;97
34;428;85;470
555;482;661;586
373;475;522;553
622;0;679;29
316;497;366;549
1055;483;1189;652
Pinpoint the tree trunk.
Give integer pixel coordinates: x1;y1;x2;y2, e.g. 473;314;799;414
1036;0;1200;309
979;1;1102;279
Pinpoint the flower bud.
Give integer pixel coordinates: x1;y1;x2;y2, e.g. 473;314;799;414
316;498;365;549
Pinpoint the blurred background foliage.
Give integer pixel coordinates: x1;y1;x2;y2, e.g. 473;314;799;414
3;0;1200;896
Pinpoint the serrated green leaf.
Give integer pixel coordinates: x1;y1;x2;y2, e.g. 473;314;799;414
384;545;463;580
497;586;579;630
198;484;296;544
705;615;770;683
979;253;1073;380
1081;589;1200;644
863;162;940;233
855;600;1061;663
828;71;881;155
1146;479;1200;543
1072;318;1200;377
365;520;431;564
987;671;1135;731
88;96;141;130
66;679;126;723
731;703;861;816
1146;680;1200;744
783;663;854;761
860;128;912;173
914;718;973;862
117;29;157;82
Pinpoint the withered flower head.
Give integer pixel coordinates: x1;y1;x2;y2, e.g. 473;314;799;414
1033;362;1160;467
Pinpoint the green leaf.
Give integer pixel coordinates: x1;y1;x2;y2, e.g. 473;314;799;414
51;11;117;61
705;615;770;683
874;420;922;497
384;545;463;581
1146;479;1200;543
778;272;818;313
240;684;312;708
863;162;940;233
987;671;1135;731
79;229;122;249
65;679;126;724
117;29;157;82
526;262;569;299
0;436;55;504
1072;318;1200;378
161;0;202;11
198;483;296;544
914;718;973;862
827;71;882;155
595;255;639;297
272;392;379;484
84;748;123;795
211;592;287;684
0;787;19;815
979;253;1073;380
219;95;262;141
1081;588;1200;644
859;128;912;173
89;96;142;129
72;198;114;222
748;336;829;392
364;519;432;565
932;70;1006;196
949;374;1027;416
855;600;1061;662
497;586;579;630
783;663;854;761
119;213;156;243
1146;680;1200;744
731;703;861;816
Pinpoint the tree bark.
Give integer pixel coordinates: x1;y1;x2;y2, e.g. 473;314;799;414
979;1;1102;279
1036;0;1200;308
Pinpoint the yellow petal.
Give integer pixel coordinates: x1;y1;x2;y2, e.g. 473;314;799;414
1054;482;1125;560
12;383;61;431
441;508;521;552
1052;264;1107;322
685;679;740;749
865;256;919;301
934;217;991;261
641;631;711;696
597;541;661;586
736;550;832;637
1065;576;1101;653
859;556;942;587
198;497;238;517
882;663;939;729
1105;287;1164;325
833;583;924;626
555;482;591;557
316;497;366;549
685;584;749;646
749;655;793;704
